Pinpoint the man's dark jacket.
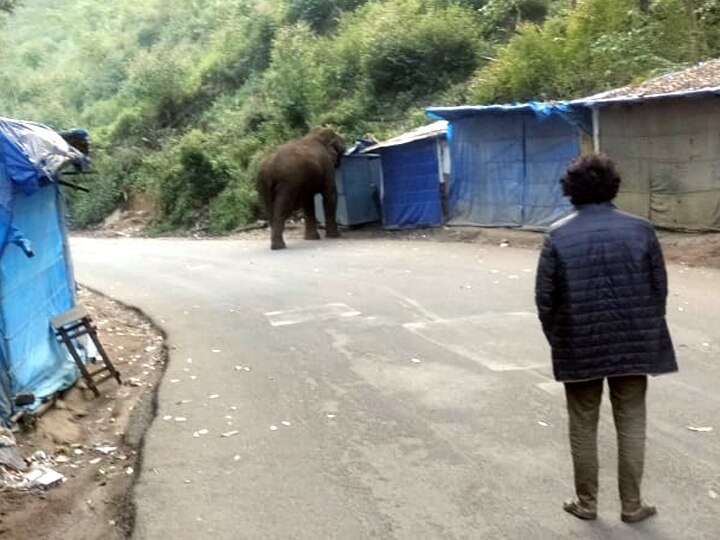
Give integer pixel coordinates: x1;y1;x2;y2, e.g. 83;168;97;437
535;203;677;382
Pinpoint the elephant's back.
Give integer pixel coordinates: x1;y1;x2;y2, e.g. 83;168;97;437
263;141;329;177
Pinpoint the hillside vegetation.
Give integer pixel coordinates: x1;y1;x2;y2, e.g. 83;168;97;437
1;0;719;233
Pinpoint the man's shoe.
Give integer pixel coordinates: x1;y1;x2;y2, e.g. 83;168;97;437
621;504;657;523
563;499;597;520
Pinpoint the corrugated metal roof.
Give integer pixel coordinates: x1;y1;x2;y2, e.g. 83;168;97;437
574;58;720;106
362;121;447;151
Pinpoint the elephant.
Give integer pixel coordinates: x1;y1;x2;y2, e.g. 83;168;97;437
256;128;345;250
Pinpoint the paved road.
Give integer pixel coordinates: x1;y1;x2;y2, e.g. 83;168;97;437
70;236;720;540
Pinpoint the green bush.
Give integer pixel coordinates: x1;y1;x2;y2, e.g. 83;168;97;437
151;130;231;228
353;1;485;106
198;14;276;98
208;183;259;234
264;24;324;131
65;163;122;228
0;0;20;14
471;19;566;102
477;0;552;40
285;0;368;33
263;0;488;132
469;0;703;103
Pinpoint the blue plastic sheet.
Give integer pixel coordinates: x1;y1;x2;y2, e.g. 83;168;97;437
378;138;442;228
524;114;580;226
314;155;382;226
427;101;591;134
0;186;76;409
445;113;525;226
427;104;585;228
0;118;80;424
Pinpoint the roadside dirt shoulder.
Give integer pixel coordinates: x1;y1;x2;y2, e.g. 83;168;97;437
0;287;166;540
79;219;720;268
76;196;720;269
229;223;720;269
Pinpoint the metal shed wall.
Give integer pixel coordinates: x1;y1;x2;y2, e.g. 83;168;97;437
598;98;720;230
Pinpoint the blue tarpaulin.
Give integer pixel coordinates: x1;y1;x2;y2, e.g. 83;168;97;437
363;122;447;229
427;102;589;228
379;139;443;228
315;154;382;226
0;117;83;424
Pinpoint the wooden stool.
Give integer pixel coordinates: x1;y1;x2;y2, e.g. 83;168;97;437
51;306;121;397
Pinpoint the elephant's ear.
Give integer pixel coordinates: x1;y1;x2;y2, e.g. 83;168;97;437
314;128;345;165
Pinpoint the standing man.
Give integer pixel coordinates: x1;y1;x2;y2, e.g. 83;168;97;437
535;154;677;523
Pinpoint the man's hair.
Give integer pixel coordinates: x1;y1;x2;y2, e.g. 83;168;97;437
560;153;621;205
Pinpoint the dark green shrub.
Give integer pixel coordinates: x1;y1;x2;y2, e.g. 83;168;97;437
153;132;231;228
286;0;368;33
208;184;259;234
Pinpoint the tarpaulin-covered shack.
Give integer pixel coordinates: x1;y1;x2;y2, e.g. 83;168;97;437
572;59;720;231
314;147;382;227
362;121;448;229
0;118;86;424
427;103;590;229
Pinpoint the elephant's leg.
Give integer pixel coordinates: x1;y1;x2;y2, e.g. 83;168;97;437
270;215;286;250
270;195;292;250
303;196;321;241
322;184;340;238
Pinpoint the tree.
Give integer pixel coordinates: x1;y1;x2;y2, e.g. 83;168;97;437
285;0;367;33
0;1;20;13
478;0;551;39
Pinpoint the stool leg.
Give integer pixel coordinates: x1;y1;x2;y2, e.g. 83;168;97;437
59;330;100;397
84;318;121;385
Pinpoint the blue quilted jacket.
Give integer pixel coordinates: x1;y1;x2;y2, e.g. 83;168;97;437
535;203;678;382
